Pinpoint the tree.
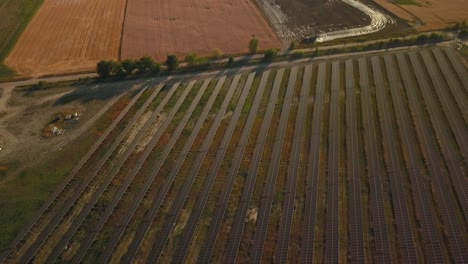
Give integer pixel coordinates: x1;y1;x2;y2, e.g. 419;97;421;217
185;53;198;66
121;59;136;75
263;49;277;61
96;60;114;78
249;38;259;54
112;61;125;76
136;56;158;74
227;56;234;65
416;34;428;43
166;54;179;71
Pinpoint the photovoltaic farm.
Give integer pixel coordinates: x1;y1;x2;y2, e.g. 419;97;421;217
1;46;467;263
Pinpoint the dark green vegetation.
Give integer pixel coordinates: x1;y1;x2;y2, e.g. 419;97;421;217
0;0;44;79
249;38;259;54
96;57;162;78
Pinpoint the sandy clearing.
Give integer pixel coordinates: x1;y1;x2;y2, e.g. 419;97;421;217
121;0;281;61
4;0;127;77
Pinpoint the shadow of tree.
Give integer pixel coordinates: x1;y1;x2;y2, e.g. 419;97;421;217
53;80;138;106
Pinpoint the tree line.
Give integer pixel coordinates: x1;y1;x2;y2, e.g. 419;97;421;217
97;38;280;78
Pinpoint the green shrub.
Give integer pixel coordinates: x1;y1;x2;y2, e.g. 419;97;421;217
136;56;158;74
263;49;277;61
249;38;259;54
166;54;179;71
121;59;136;75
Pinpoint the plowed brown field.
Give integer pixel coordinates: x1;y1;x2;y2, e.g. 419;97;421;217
4;0;127;76
121;0;281;61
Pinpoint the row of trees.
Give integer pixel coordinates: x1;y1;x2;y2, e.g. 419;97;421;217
97;38;278;78
97;55;178;78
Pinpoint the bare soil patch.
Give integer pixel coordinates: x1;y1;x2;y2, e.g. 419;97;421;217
121;0;281;61
4;0;127;77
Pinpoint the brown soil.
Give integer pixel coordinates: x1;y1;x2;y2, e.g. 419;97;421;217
4;0;127;76
121;0;281;61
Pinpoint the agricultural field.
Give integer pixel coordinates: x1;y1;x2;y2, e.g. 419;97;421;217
0;46;466;263
120;0;280;61
0;0;44;78
4;0;127;76
374;0;468;31
255;0;404;42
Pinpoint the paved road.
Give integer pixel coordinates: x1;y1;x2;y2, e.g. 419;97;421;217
197;71;270;263
275;64;311;263
358;58;392;263
372;56;419;263
300;63;326;264
345;59;365;263
397;53;468;263
325;61;340;264
384;54;444;262
222;69;284;264
250;66;298;263
70;79;213;263
0;84;149;263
